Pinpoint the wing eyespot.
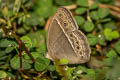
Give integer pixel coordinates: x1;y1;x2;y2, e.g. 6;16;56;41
70;34;73;37
63;21;68;27
81;56;83;58
59;13;63;17
76;46;80;49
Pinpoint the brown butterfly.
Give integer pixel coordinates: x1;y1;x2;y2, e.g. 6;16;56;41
46;7;91;64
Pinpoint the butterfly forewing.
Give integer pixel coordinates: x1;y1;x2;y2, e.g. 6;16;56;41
46;7;91;64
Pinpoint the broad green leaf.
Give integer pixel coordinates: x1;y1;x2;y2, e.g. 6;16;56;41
0;71;7;79
75;8;87;15
47;65;56;71
1;5;9;19
0;56;8;61
104;28;119;41
111;31;119;39
13;0;21;14
106;61;120;80
83;21;95;32
77;0;88;7
5;47;14;53
77;66;87;72
21;36;32;48
24;52;42;60
0;50;5;57
104;22;117;30
86;69;96;80
114;41;120;54
97;33;106;46
59;59;68;65
10;57;20;70
100;18;111;22
34;57;47;71
34;0;56;19
27;31;47;52
74;16;85;26
37;0;53;7
106;49;117;58
0;39;17;48
22;61;31;70
25;13;45;26
104;50;118;66
10;57;31;70
87;34;97;46
89;2;98;9
16;28;26;34
90;11;99;20
55;0;74;6
0;32;2;38
104;28;112;41
98;8;110;19
66;68;73;78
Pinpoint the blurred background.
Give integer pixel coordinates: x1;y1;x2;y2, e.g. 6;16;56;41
0;0;120;80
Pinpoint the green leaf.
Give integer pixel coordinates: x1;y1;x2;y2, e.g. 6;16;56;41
34;57;47;71
66;68;73;78
87;34;98;46
0;71;7;79
22;61;31;70
59;59;68;65
89;2;98;10
34;0;56;18
104;28;119;41
1;5;9;19
24;52;42;60
104;21;117;30
25;13;45;26
74;16;85;26
16;27;26;34
105;61;120;80
104;28;112;41
0;32;2;38
114;41;120;54
10;57;20;70
77;0;88;7
106;49;117;58
100;18;111;22
13;0;21;14
27;31;47;52
55;0;74;6
0;50;5;57
90;11;99;20
83;21;95;32
77;66;87;72
0;39;17;48
86;69;96;80
111;31;119;39
21;36;32;48
97;33;106;46
5;47;14;53
0;56;8;61
11;56;32;70
75;8;87;15
104;57;117;66
47;65;56;71
98;8;110;19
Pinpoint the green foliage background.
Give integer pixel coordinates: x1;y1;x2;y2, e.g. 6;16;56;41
0;0;120;80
